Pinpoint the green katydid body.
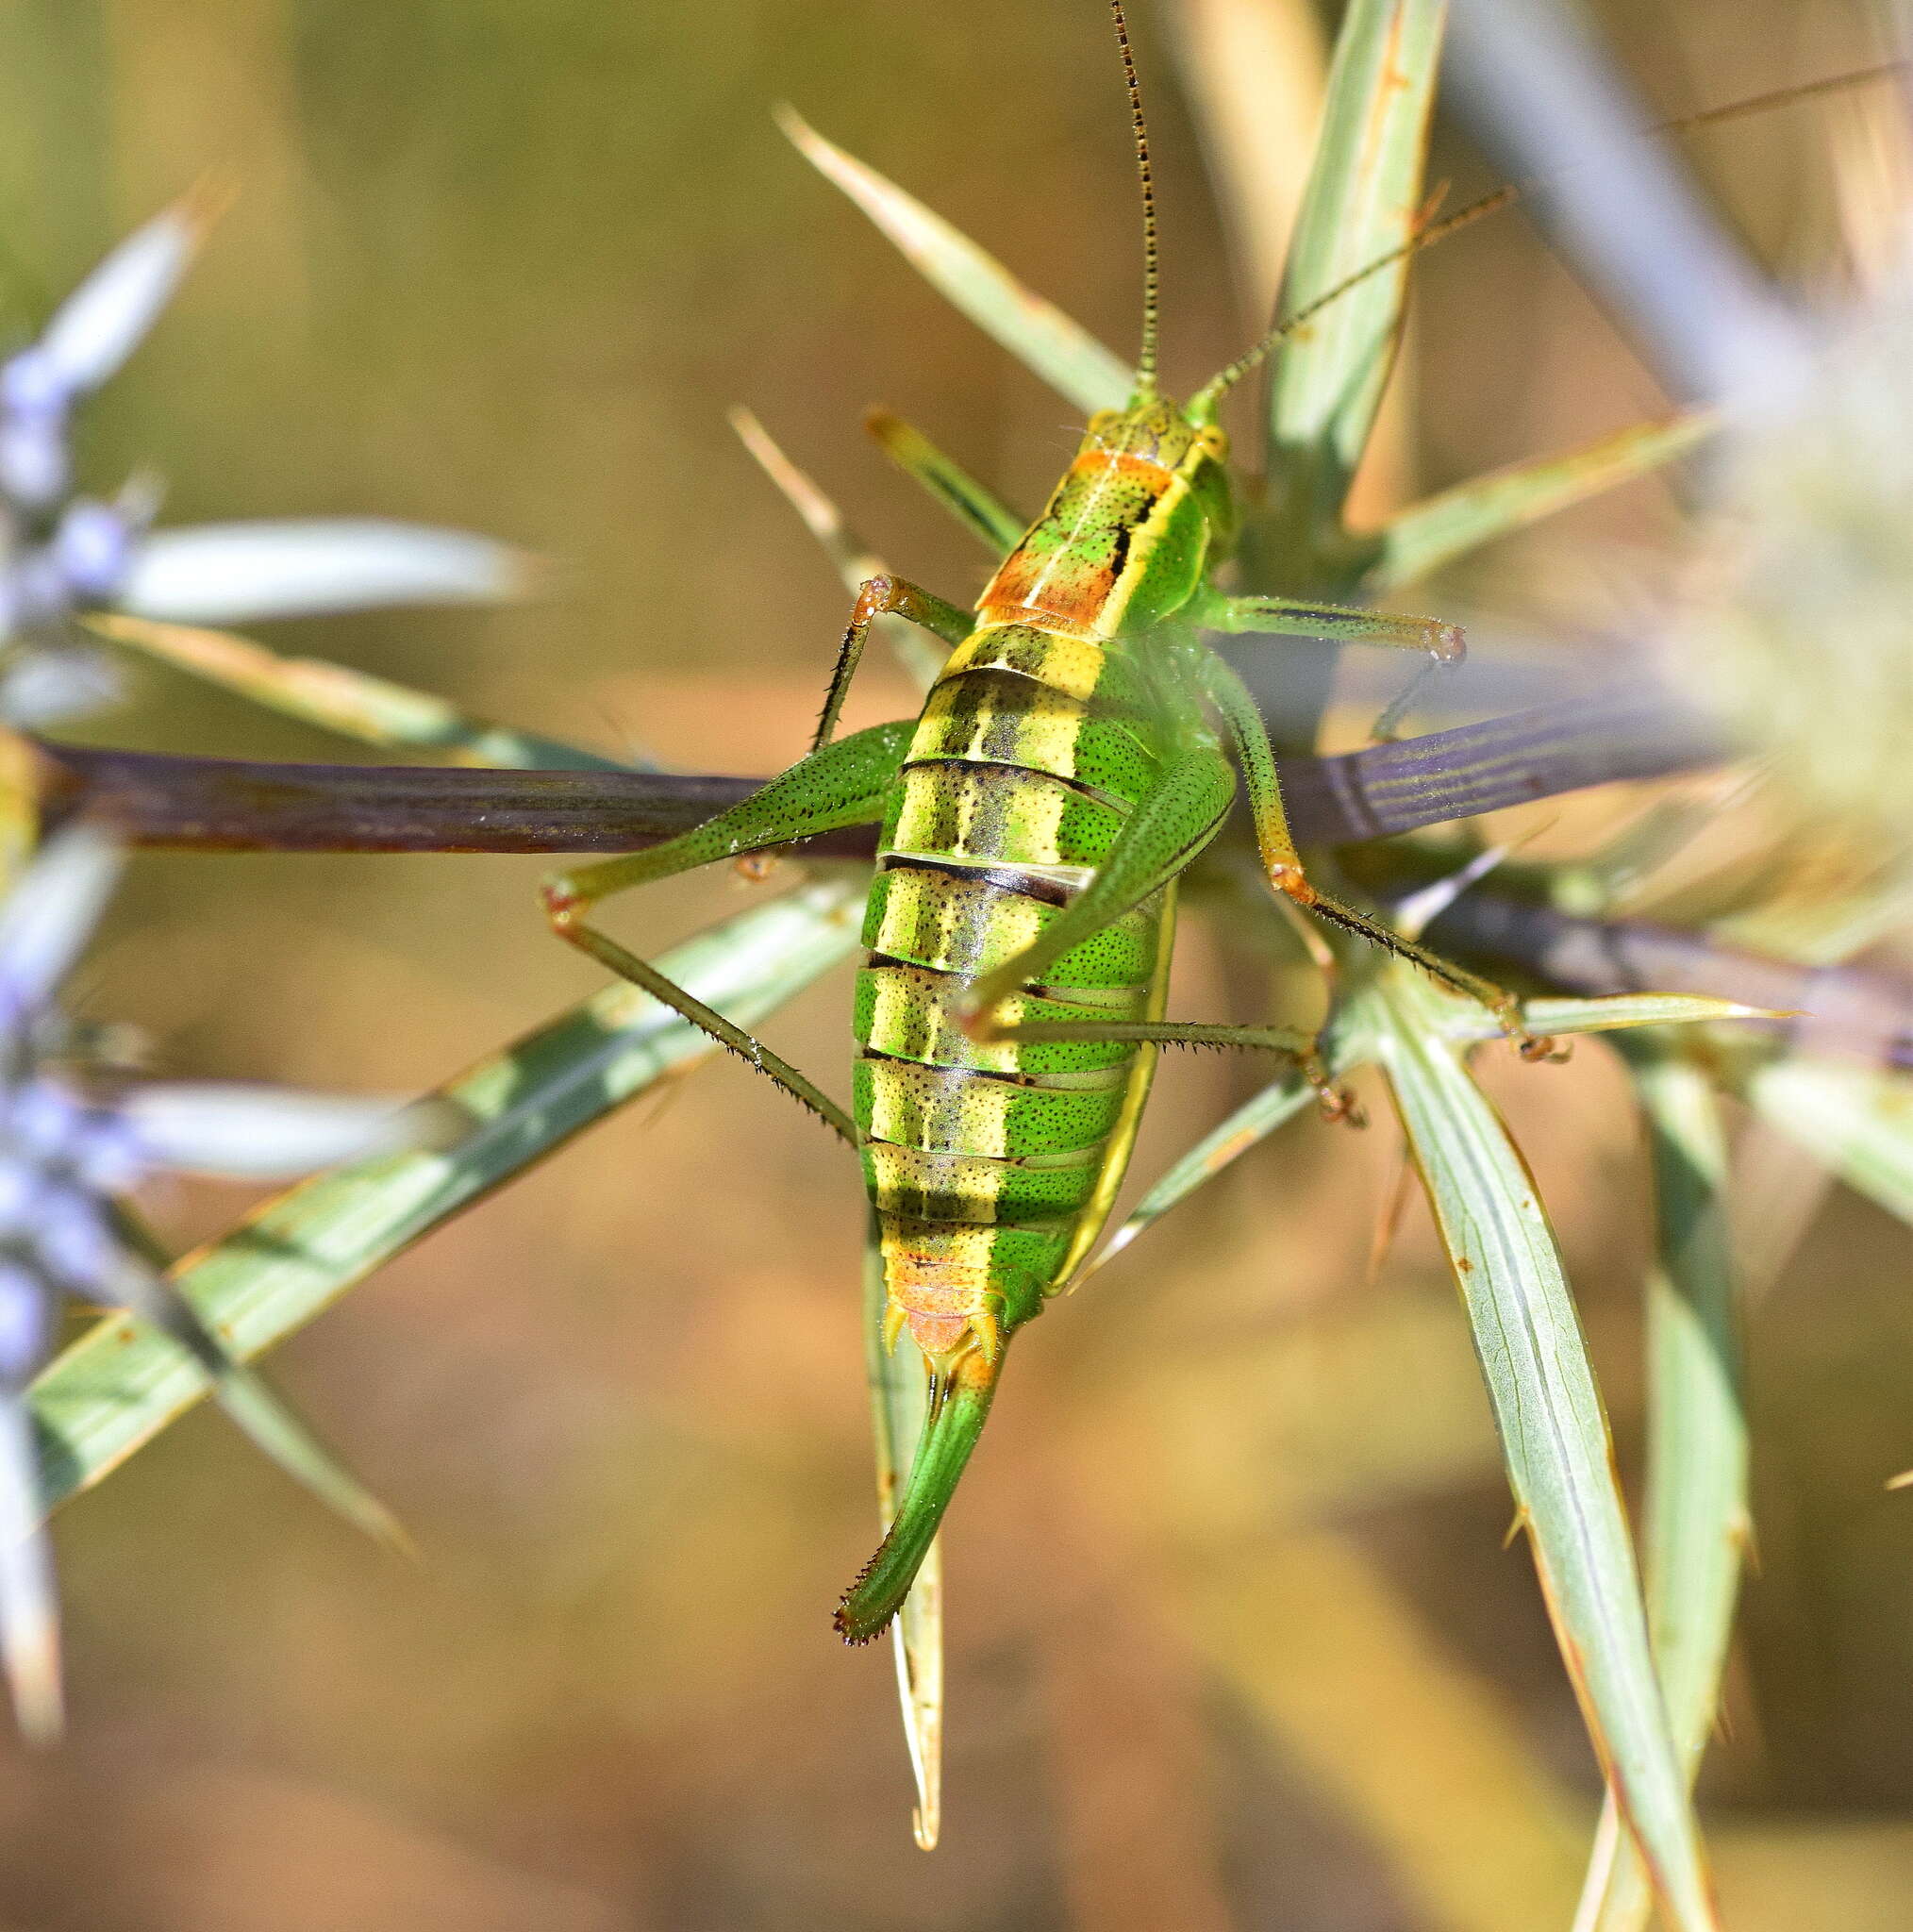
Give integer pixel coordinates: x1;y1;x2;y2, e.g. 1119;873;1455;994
837;386;1491;1640
840;398;1240;1637
524;3;1887;1890
538;0;1904;1679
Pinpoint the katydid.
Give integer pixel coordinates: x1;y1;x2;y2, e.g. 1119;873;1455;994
541;0;1543;1646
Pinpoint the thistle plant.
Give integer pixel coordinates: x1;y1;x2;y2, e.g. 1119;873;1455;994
3;3;1911;1927
0;190;531;1740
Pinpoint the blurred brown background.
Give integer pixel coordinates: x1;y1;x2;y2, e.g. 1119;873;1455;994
2;0;1908;1925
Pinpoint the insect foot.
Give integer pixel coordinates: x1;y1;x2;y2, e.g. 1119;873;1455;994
1299;1049;1367;1128
1482;991;1569;1064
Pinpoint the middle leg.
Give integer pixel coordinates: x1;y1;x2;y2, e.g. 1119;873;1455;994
1195;648;1555;1058
815;575;973;750
982;1015;1362;1123
1191;586;1464;662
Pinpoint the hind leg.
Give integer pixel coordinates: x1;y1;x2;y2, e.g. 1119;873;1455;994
541;719;916;1141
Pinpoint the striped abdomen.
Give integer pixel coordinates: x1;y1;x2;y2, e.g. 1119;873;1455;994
855;617;1172;1362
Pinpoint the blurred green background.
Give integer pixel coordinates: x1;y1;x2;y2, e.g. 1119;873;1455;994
1;0;1907;1925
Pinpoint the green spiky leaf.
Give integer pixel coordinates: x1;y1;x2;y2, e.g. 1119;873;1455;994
90;612;638;772
1740;1056;1913;1226
729;408;944;693
1369;412;1718;590
1079;1061;1322;1281
30;880;862;1512
1262;0;1447;531
1574;1038;1747;1932
776;106;1132;414
864;408;1026;557
860;1215;941;1849
1439;992;1789;1041
1353;967;1718;1932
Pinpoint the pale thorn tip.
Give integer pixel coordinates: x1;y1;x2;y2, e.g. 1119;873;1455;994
7;1622;64;1748
771;101;818;150
176;170;241;243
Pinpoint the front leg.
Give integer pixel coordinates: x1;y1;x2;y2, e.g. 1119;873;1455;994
816;575;973;750
1191;585;1463;661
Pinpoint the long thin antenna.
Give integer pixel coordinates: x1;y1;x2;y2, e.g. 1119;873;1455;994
1189;186;1514;416
1189;54;1907;420
1109;0;1161;398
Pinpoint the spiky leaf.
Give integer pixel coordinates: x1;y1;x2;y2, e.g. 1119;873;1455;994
30;880;862;1510
1439;992;1788;1041
777;107;1132;414
1370;412;1717;589
860;1215;941;1849
1740;1056;1913;1226
1574;1037;1746;1932
1353;967;1717;1932
91;614;636;772
1080;1062;1320;1280
1263;0;1448;531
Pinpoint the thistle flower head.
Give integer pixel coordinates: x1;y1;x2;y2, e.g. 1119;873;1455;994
1662;226;1913;901
0;826;438;1740
0;195;527;727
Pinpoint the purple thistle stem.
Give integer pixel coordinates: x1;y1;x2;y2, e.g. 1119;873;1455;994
31;680;1730;856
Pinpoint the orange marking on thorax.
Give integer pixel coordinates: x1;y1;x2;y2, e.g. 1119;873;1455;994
1090;449;1178;484
973;598;1097;636
979;450;1180;637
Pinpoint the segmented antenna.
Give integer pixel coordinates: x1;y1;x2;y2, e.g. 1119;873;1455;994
1189;186;1517;418
1188;53;1908;421
1109;0;1161;398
